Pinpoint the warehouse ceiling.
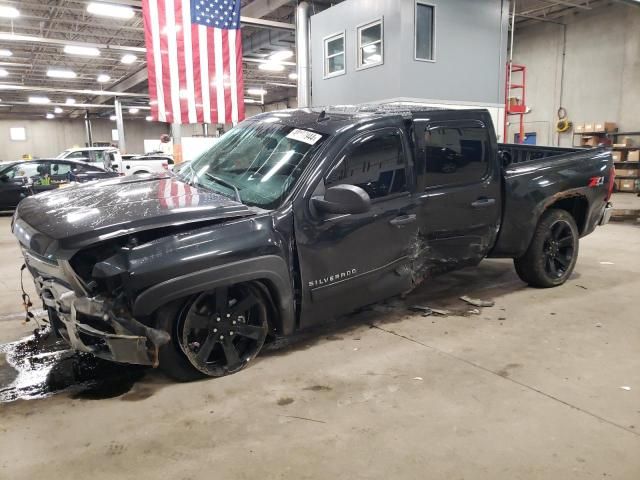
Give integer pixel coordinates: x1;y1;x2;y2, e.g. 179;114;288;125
0;0;339;120
513;0;630;24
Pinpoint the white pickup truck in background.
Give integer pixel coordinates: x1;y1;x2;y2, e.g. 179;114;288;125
57;147;173;176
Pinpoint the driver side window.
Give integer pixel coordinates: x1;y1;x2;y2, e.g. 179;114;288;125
326;130;407;200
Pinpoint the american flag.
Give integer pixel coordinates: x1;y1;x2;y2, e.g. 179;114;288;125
142;0;245;125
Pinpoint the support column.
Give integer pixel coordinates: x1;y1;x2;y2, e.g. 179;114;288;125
84;111;93;147
114;99;126;153
295;1;311;108
172;123;183;164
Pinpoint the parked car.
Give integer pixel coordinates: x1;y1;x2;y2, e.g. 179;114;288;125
13;106;614;380
0;159;118;210
58;147;171;175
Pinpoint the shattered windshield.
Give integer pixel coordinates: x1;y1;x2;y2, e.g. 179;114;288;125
178;120;326;209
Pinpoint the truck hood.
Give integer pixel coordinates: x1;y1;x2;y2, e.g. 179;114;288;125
14;173;257;254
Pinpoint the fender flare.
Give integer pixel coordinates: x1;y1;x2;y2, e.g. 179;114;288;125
132;255;296;335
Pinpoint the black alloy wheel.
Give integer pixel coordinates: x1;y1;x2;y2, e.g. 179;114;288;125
178;284;269;377
542;219;575;279
514;208;579;288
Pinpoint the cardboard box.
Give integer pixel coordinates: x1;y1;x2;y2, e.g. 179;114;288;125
574;123;585;134
584;123;595;133
582;136;606;148
618;179;637;192
594;121;617;133
627;150;640;162
612;151;625;162
615;168;639;178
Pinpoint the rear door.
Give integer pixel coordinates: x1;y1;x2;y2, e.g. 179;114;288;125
412;115;501;271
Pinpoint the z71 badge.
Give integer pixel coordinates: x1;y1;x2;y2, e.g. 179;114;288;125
309;269;357;288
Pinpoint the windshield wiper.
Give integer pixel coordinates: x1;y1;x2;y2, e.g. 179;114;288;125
204;173;242;202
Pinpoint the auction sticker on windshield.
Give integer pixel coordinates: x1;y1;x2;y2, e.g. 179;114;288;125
286;129;323;145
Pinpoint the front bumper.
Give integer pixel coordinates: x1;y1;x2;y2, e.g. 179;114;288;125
599;202;613;226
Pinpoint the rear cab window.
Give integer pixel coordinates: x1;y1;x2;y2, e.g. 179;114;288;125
418;120;491;189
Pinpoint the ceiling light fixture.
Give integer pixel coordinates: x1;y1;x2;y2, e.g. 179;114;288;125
0;68;8;77
0;6;19;18
86;2;135;19
247;88;267;96
269;50;294;62
54;107;63;114
65;98;76;105
0;49;12;57
47;69;77;79
46;113;55;119
64;45;100;56
29;96;50;104
97;73;111;83
258;62;285;72
109;115;117;121
288;72;298;80
244;99;260;104
145;115;153;121
128;107;139;114
121;53;137;64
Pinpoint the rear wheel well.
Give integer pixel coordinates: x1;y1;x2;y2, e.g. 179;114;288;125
546;196;588;234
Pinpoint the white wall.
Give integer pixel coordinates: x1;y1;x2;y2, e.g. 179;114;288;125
0;118;169;161
510;4;640;146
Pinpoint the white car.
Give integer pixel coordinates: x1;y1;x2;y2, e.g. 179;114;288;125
57;147;171;176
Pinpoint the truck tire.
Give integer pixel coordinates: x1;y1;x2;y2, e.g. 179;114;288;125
513;208;579;288
156;283;269;381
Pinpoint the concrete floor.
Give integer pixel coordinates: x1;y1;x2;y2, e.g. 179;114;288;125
0;215;639;480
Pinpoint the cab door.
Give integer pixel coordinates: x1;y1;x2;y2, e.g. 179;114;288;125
293;127;418;327
412;117;501;272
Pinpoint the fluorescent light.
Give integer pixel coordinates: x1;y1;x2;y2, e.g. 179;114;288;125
97;73;110;83
0;68;8;77
109;115;117;121
145;115;152;121
269;50;293;61
65;98;76;105
258;62;285;72
0;6;19;18
54;107;63;114
47;69;77;79
46;113;55;119
87;2;134;19
64;45;100;56
244;98;260;104
128;107;139;114
288;72;298;80
121;53;136;64
0;49;11;57
28;96;50;104
247;88;267;96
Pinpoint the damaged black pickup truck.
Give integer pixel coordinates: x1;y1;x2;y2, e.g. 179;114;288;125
12;106;614;380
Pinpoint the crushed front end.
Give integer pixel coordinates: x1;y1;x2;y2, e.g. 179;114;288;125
14;219;169;367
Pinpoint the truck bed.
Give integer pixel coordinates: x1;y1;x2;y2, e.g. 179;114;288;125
490;145;612;258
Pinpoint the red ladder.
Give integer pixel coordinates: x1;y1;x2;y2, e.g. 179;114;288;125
504;62;527;144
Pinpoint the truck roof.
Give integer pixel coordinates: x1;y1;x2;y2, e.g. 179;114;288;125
249;104;489;135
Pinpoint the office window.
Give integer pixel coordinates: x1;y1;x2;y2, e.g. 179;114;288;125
326;131;406;200
324;32;345;78
10;127;26;141
357;19;383;69
423;121;490;188
415;2;435;61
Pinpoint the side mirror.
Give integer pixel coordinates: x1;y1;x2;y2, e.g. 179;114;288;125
312;184;371;215
0;175;9;182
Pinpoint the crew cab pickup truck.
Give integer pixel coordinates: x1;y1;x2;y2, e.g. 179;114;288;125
13;106;614;381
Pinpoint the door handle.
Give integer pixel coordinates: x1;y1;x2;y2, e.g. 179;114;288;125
471;198;496;208
389;214;416;227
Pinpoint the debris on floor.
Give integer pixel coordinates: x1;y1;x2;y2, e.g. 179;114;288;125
409;305;432;316
600;261;615;265
460;295;495;308
468;309;481;315
595;322;603;328
620;386;631;391
412;377;423;381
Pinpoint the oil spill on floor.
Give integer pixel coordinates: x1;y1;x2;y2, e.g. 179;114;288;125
0;328;148;403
